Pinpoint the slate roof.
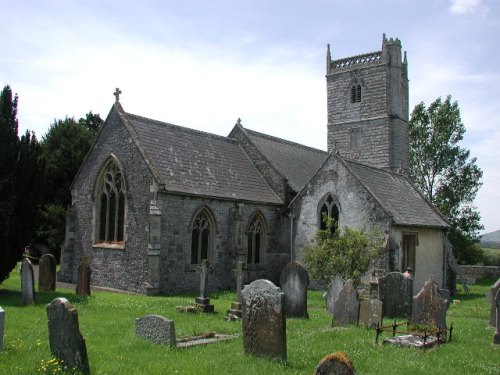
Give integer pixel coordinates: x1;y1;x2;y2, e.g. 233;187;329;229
343;159;448;228
244;128;329;191
123;112;282;204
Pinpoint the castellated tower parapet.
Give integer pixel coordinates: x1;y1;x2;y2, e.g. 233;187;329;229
326;34;409;172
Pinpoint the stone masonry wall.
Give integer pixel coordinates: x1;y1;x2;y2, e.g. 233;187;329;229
458;265;500;279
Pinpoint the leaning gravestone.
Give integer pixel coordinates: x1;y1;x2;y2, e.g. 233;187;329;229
241;279;286;361
76;257;91;296
325;274;344;314
21;258;36;305
410;278;449;331
332;279;359;326
39;254;57;291
358;298;383;329
0;306;4;351
314;351;356;375
378;272;412;319
487;279;500;327
494;289;500;345
280;261;309;318
136;315;176;346
47;298;90;375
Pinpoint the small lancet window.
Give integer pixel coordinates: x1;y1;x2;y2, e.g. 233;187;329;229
319;194;339;233
191;209;214;264
350;84;362;103
247;214;266;265
97;161;126;244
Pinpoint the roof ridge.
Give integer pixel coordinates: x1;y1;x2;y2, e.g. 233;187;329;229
125;112;239;145
245;128;327;154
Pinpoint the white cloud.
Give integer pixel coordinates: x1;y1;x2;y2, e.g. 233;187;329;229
449;0;489;15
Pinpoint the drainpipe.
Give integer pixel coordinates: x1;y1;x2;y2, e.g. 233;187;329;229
288;212;295;262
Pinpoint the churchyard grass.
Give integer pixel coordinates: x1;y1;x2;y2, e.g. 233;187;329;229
0;264;499;374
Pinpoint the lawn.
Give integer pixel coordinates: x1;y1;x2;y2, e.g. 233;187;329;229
0;264;499;375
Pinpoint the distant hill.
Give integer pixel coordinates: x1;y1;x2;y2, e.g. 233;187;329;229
480;229;500;248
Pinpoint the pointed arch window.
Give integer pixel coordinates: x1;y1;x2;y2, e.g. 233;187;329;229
191;208;215;264
96;159;126;245
350;83;362;103
318;194;340;232
247;213;267;265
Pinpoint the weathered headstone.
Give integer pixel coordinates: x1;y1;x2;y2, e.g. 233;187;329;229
47;298;90;375
194;259;214;313
487;279;500;327
324;274;344;314
280;261;309;318
226;261;247;319
21;258;36;305
358;298;383;329
241;279;286;361
494;288;500;345
39;254;57;291
378;272;412;319
332;279;359;326
135;315;176;346
410;279;449;331
76;256;91;296
314;351;356;375
0;306;4;351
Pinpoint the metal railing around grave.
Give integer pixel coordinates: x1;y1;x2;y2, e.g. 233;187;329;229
375;320;453;347
330;51;382;69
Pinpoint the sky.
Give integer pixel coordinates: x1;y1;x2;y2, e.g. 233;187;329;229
1;0;498;234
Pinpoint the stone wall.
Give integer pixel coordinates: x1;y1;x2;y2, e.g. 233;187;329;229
458;265;500;279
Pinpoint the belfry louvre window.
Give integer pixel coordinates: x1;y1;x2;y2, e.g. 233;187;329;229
350;84;361;103
247;213;266;265
319;194;339;232
191;209;214;264
97;161;126;244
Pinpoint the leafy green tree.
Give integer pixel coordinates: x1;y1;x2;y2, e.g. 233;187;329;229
36;203;67;261
78;110;103;134
409;96;483;263
304;216;384;285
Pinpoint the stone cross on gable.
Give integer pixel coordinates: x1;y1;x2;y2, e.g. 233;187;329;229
196;259;213;299
233;261;248;303
113;88;122;102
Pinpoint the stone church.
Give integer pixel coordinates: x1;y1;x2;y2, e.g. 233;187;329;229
59;35;449;295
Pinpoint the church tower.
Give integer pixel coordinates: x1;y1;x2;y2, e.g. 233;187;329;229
326;35;409;172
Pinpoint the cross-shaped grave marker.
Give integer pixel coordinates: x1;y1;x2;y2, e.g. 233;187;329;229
194;259;214;313
226;261;248;319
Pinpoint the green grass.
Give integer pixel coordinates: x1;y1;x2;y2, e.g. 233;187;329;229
0;264;499;374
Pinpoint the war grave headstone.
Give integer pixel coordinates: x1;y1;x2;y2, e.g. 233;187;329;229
358;298;383;329
324;274;344;314
378;272;412;319
135;315;176;346
280;261;309;318
332;279;359;326
0;306;4;351
314;351;356;375
194;259;215;313
21;258;36;305
487;279;500;327
410;278;449;332
76;256;91;296
39;253;57;291
47;298;90;375
226;261;247;319
494;288;500;345
241;279;286;361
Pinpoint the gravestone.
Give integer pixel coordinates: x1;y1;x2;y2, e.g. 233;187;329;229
0;306;4;351
39;254;57;291
194;259;214;313
487;279;500;327
21;258;36;305
280;261;309;318
226;261;247;319
47;298;90;374
241;279;286;361
314;351;356;375
358;298;383;329
135;315;176;346
332;279;359;326
76;256;91;296
324;274;344;314
410;279;449;331
494;288;500;344
378;272;412;319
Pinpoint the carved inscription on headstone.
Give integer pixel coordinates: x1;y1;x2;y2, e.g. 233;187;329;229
378;272;412;319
